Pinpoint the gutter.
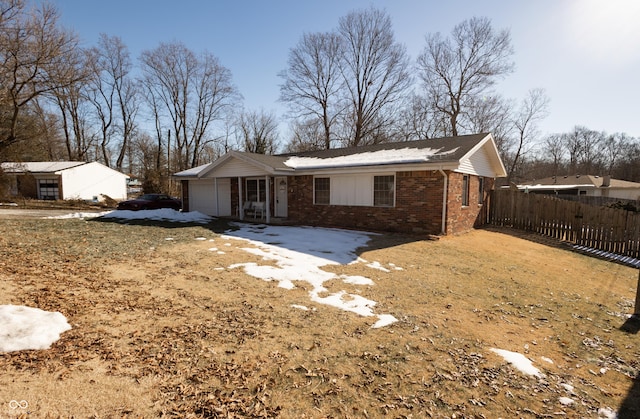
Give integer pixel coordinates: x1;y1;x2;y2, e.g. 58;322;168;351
438;168;448;235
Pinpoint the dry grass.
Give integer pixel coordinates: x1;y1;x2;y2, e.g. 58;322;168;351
0;215;639;418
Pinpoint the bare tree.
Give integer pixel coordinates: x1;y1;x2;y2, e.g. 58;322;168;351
51;68;95;161
601;132;631;175
338;7;411;146
507;88;549;182
416;17;514;137
236;109;279;154
279;31;343;149
86;34;138;170
285;118;327;152
0;0;83;155
139;42;238;171
542;133;566;177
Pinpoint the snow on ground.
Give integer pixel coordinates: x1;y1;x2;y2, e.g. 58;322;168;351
46;210;113;219
47;208;212;223
490;348;543;377
0;305;71;353
221;223;398;328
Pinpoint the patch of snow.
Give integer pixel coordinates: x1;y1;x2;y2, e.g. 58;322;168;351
341;275;375;286
195;237;207;241
541;356;554;364
222;224;397;328
366;261;391;272
559;397;574;406
46;211;112;219
598;407;617;419
0;305;71;353
310;290;376;317
490;348;542;377
561;383;575;393
372;314;398;328
291;304;309;311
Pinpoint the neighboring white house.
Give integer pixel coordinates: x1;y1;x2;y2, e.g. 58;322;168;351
517;175;640;201
1;161;129;201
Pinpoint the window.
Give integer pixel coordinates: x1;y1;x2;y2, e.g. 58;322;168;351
38;179;59;200
462;175;469;207
314;177;330;205
245;179;266;202
373;175;395;207
478;177;484;204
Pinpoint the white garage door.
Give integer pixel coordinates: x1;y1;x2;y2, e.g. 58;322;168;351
189;178;232;216
189;180;216;215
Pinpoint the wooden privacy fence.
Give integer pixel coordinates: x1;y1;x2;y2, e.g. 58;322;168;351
489;189;640;259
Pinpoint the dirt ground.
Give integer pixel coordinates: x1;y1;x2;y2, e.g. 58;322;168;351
0;214;638;418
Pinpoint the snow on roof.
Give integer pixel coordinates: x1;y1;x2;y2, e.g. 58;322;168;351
284;146;458;169
520;184;595;191
173;163;212;177
0;161;86;173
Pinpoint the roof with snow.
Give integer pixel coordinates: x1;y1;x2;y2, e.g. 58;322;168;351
519;175;640;189
175;133;506;178
1;161;86;173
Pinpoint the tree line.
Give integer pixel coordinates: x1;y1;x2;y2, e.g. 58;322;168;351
1;0;638;196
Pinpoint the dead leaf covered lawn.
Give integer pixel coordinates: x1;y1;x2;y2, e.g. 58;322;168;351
0;217;638;418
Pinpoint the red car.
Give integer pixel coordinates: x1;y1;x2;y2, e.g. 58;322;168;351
117;194;182;211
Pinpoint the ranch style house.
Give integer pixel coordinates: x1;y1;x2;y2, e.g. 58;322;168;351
174;133;507;235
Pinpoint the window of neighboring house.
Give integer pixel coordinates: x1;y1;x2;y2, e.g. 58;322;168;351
314;177;330;205
245;178;266;202
373;175;395;207
478;177;484;204
462;175;470;207
38;179;59;200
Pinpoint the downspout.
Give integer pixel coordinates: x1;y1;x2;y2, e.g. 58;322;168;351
438;168;448;235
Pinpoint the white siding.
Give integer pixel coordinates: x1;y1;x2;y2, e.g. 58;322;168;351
208;159;269;178
330;174;374;206
59;162;128;200
456;145;495;177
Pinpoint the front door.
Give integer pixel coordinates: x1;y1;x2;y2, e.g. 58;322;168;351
275;177;288;217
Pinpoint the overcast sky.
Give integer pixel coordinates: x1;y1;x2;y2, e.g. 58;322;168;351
54;0;640;139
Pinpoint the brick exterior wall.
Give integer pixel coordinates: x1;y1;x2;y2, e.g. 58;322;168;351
199;171;495;236
445;172;494;235
288;171;445;235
